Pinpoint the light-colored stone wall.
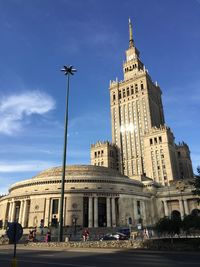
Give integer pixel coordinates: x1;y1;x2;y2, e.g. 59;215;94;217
90;141;119;171
0;165;153;229
143;126;180;185
176;142;193;179
65;195;83;226
28;197;45;227
0;166;199;231
107;20;194;185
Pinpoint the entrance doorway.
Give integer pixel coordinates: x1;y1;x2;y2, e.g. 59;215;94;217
98;197;106;227
83;197;88;227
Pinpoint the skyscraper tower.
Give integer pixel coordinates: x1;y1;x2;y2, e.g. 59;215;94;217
91;19;193;185
110;19;165;178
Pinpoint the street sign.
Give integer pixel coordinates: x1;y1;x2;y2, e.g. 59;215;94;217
7;222;23;243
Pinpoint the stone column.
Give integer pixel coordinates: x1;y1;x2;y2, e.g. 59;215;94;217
111;198;116;227
94;197;98;228
150;198;155;224
133;199;138;224
22;200;28;227
49;199;53;224
183;199;189;215
44;198;50;227
179;199;184;219
18;200;24;225
8;202;13;222
163;200;169;217
141;201;147;226
106;197;111;227
11;202;16;222
88;197;93;228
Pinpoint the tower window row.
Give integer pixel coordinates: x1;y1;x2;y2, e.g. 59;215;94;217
149;136;162;145
112;82;144;101
94;150;104;158
124;64;137;72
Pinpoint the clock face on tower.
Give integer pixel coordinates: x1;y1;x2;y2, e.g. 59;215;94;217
128;54;134;61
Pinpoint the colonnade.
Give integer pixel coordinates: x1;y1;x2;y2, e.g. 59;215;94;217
7;199;29;227
88;196;117;228
163;198;190;218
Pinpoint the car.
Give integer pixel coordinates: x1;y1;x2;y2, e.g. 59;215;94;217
100;232;129;241
118;228;131;238
113;232;129;240
100;234;117;241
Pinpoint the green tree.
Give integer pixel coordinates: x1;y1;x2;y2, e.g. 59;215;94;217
155;217;182;237
155;217;171;236
182;213;200;236
182;214;194;235
191;166;200;203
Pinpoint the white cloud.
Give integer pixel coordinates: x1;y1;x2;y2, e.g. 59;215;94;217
0;160;58;173
0;91;55;135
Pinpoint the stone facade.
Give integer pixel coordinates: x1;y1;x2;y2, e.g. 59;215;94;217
0;165;199;231
143;126;180;185
90;141;120;171
91;19;193;185
0;165;149;229
0;19;198;233
176;142;193;179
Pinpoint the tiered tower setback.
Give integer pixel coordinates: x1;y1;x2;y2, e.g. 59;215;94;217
91;19;193;185
90;141;119;171
110;19;165;179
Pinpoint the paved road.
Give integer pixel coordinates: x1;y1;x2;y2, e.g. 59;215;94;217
1;246;200;267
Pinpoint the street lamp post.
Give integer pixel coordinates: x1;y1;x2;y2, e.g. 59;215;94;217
58;65;77;242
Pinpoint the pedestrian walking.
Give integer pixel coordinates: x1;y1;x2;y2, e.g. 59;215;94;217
45;231;51;242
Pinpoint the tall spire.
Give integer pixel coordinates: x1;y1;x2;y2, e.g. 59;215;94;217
128;18;134;47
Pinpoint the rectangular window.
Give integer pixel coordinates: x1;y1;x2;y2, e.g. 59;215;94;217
141;83;144;90
52;199;59;214
123;89;126;97
127;88;130;96
131;85;134;94
135;84;138;93
159;136;162;143
154;137;157;144
137;201;141;215
150;138;153;145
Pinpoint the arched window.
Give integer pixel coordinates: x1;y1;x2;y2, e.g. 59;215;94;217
171;210;181;220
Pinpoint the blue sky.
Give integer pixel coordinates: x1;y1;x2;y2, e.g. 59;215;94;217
0;0;200;194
